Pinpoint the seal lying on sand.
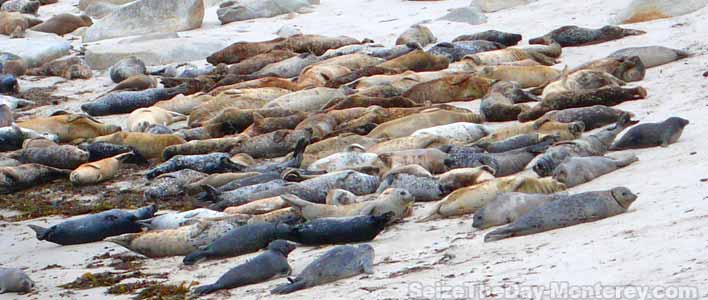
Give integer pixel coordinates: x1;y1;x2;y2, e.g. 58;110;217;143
28;205;156;245
271;244;374;294
192;240;296;296
529;25;645;46
610;117;689;150
552;154;638;187
0;163;70;194
485;187;637;242
0;268;33;294
472;192;567;229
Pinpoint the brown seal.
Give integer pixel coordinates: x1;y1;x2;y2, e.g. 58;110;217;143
92;132;186;160
25;56;92;79
16;114;121;142
30;13;92;35
0;11;41;38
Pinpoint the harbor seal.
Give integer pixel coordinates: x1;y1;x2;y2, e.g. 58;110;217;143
161;136;246;161
109;56;147;83
367;108;484;139
143;169;206;200
306;145;384;173
127;107;186;132
271;244;374;294
608;46;689;68
396;24;436;47
472;192;567;229
477;65;560;88
25;56;92;79
610;117;689;150
0;74;18;94
442;138;554;176
518;86;647;122
553;154;638;187
378;148;449;174
0;103;11;127
28;205;156;245
420;176;566;221
11;143;89;169
102;74;157;95
69;152;134;185
136;208;228;230
377;166;495;202
282;188;413;222
0;0;39;15
427;41;505;62
81;84;189;116
402;74;492;104
17;114;121;142
529;25;645;46
30;13;92;35
227;49;296;75
480;80;540;122
533;114;636;176
78;142;133;161
207;37;286;65
570;56;645;82
0;11;40;38
478;119;584;143
92;132;186;160
452;30;522;46
0;163;69;194
192;240;296;296
541;69;626;97
0;126;58;152
182;222;285;265
485;187;637;242
0;268;33;294
277;213;392;246
145;153;244;179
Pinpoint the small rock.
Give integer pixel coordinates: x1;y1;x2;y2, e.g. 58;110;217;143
275;24;302;38
477;0;537;12
217;0;311;25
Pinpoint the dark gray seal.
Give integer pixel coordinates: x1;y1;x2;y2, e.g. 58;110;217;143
10;144;89;169
78;142;134;161
518;86;646;122
443;137;555;176
541;105;633;130
427;40;505;62
529;25;645;47
109;56;147;83
473;133;558;153
182;222;287;265
485;187;637;242
480;80;540;122
452;30;522;46
0;163;69;194
145;153;243;179
0;74;18;94
81;84;189;116
0;126;56;152
610;117;689;150
473;192;567;229
271;244;374;294
533;113;636;177
28;205;156;245
191;240;296;296
277;213;392;246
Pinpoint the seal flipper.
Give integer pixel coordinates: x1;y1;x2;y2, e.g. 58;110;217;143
200;185;221;203
183;249;208;265
28;224;50;240
191;283;221;296
484;227;514;242
271;279;307;295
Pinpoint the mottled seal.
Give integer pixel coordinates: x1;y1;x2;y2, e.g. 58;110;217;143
396;24;437;47
367;108;484;139
192;240;296;296
478;119;584;143
452;30;522;46
570;56;645;82
81;84;189;116
283;188;413;222
25;56;92;79
541;105;632;131
78;142;133;161
306;145;384;173
541;69;626;97
427;40;505;62
608;46;690;68
533;114;636;176
480;80;540;122
0;126;58;152
529;25;645;47
17;114;120;142
0;11;40;38
553;154;638;187
137;208;228;230
0;268;33;294
402;74;493;104
69;152;134;185
145;153;244;179
377;165;495;202
421;176;567;221
442;138;554;176
271;244;374;294
278;213;392;246
610;117;689;150
28;205;156;245
182;222;285;265
30;13;92;35
109;56;147;83
143;169;206;200
127;107;185;132
518;86;647;122
485;187;637;242
0;0;39;15
0;163;70;194
472;192;567;229
10;143;89;169
378;148;449;174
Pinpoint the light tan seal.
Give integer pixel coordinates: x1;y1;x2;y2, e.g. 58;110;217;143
69;152;134;185
127;107;187;132
367;108;484;139
16;114;121;143
92;132;186;160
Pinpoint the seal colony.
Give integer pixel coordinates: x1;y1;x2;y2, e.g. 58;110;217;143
0;0;699;298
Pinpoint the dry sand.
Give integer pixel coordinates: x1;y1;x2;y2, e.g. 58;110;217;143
2;0;708;299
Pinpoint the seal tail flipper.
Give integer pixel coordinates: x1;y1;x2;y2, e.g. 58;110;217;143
191;284;220;296
183;250;208;265
28;225;49;240
280;194;312;213
614;154;639;167
271;279;307;295
484;227;514;242
417;202;443;222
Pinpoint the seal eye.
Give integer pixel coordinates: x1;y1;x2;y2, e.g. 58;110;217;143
399;191;406;196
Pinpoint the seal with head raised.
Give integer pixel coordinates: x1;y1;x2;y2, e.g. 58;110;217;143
192;240;296;296
271;244;374;294
485;187;637;242
553;154;638;187
608;46;689;68
182;221;286;265
529;25;645;47
610;117;689;150
420;176;567;221
277;213;392;246
28;205;156;245
282;188;413;223
0;268;33;294
0;163;70;194
30;13;92;35
472;192;567;229
70;152;135;185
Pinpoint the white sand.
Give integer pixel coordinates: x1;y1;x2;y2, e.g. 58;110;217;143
2;0;708;299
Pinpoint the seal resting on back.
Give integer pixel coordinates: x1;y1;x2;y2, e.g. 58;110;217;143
27;205;156;245
610;117;689;150
529;25;645;47
191;240;296;296
271;244;374;295
485;187;637;242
